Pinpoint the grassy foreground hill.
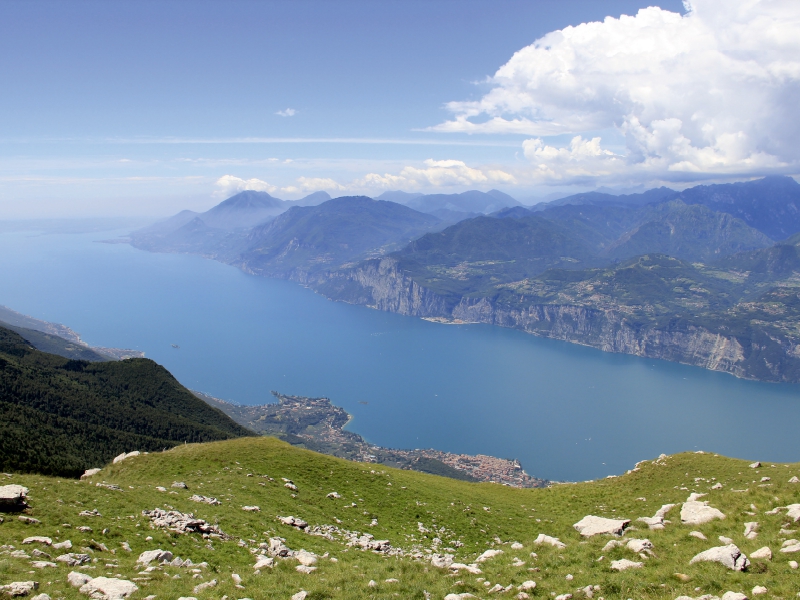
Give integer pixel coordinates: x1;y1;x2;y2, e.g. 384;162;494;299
1;438;799;599
0;326;252;477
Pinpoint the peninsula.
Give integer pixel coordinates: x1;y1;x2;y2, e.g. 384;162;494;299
196;391;547;488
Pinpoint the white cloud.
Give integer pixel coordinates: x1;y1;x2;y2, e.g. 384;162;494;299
355;159;516;190
429;0;800;183
214;174;277;197
276;108;297;117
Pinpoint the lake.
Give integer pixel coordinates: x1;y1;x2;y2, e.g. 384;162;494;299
2;224;799;482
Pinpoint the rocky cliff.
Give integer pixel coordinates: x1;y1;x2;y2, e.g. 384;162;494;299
312;258;800;383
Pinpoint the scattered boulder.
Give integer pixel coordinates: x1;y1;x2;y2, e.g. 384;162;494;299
573;515;630;537
80;469;101;480
743;522;758;539
291;592;307;600
637;504;676;530
749;547;772;561
30;594;50;600
278;516;308;529
187;495;220;506
56;553;91;566
681;499;726;525
18;516;40;524
431;554;454;568
751;586;767;596
171;482;188;489
789;476;799;484
750;462;761;468
141;509;226;537
52;540;72;550
719;536;734;545
475;549;503;563
29;561;56;569
295;551;317;567
626;539;653;554
721;593;748;600
78;509;101;517
449;563;481;575
689;531;707;541
253;556;274;570
780;539;800;553
192;580;216;594
79;577;138;600
242;506;259;512
22;537;52;546
601;540;622;553
533;534;566;548
295;565;316;574
137;550;174;565
510;542;524;550
267;538;292;557
786;504;800;522
0;581;38;597
326;492;341;499
689;544;749;571
0;486;29;510
68;572;93;587
284;482;298;491
519;581;536;591
112;452;140;464
711;483;723;490
610;559;642;571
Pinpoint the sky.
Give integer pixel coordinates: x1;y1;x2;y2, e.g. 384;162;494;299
2;0;798;217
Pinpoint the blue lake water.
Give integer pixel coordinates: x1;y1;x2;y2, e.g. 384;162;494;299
2;226;800;482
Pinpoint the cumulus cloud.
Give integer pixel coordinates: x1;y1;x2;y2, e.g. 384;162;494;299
281;177;347;195
214;174;277;197
276;108;297;117
429;0;800;183
355;159;516;190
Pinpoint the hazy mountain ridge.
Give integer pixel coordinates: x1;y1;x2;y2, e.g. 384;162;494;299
126;176;800;382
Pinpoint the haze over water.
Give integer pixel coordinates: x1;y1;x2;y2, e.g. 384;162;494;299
2;225;799;482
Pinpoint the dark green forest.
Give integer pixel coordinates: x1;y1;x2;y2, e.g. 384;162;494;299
0;326;252;477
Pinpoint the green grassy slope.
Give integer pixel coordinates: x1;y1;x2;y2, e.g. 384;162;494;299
1;438;799;599
0;321;111;361
0;326;252;477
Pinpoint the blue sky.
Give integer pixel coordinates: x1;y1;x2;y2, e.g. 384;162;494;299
3;0;798;217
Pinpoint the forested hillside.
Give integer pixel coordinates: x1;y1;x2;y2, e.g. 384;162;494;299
0;326;252;477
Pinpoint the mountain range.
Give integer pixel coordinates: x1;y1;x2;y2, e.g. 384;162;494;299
128;176;800;382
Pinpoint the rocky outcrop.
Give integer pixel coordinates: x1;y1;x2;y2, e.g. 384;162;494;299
312;259;792;382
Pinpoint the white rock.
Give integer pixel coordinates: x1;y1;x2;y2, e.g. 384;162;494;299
744;522;758;539
112;452;140;464
155;487;166;492
487;584;504;594
711;483;723;490
22;537;52;546
79;577;138;599
610;559;642;571
137;549;173;565
790;560;798;569
689;531;707;541
81;469;101;480
721;593;748;600
242;506;260;512
637;504;676;530
719;536;734;545
384;578;399;583
0;485;29;507
475;549;503;563
188;495;220;505
30;561;57;569
56;553;91;566
253;556;274;570
444;594;477;600
752;586;767;596
295;565;316;574
295;551;317;567
192;579;217;594
0;581;38;597
449;563;481;575
291;592;307;600
171;481;188;489
786;504;800;522
750;462;761;468
626;539;653;553
431;554;454;568
284;482;298;491
689;544;750;571
52;540;72;550
687;493;706;502
278;516;308;529
31;594;51;600
681;501;726;525
510;542;524;550
68;572;93;587
326;492;341;499
780;542;800;553
533;534;565;548
555;595;573;600
519;581;536;591
789;476;799;484
749;547;772;561
602;540;622;552
573;515;630;537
